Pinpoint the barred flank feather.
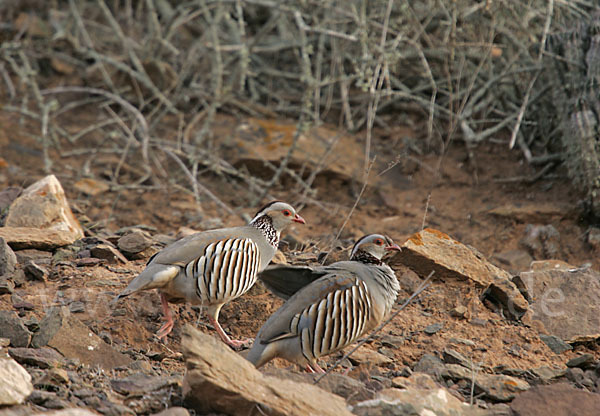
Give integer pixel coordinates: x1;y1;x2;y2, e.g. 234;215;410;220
294;278;372;361
192;238;261;304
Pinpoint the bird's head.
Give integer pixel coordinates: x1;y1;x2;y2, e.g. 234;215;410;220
251;201;305;231
350;234;400;264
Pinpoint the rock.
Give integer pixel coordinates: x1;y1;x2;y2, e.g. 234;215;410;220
8;347;65;369
449;337;476;347
379;334;405;348
0;237;17;276
118;230;154;254
450;305;468;318
530;366;566;383
0;356;33;405
424;323;443;335
73;178;109;196
351;386;488;416
445;364;530;402
391;372;439;390
510;383;600;416
566;354;596;369
349;346;393;366
517;265;600;342
181;325;352;416
0;276;14;294
36;368;70;388
390;228;528;318
5;175;83;246
150;408;190;416
31;307;131;370
23;260;48;281
413;354;448;380
538;334;572;354
0;227;80;250
442;348;472;369
0;310;31;347
520;224;561;259
0;337;10;347
14;248;52;264
90;244;128;264
492;249;533;274
110;372;180;396
28;389;70;409
264;368;375;404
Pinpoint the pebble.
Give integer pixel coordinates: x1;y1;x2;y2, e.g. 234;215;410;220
424;323;443;335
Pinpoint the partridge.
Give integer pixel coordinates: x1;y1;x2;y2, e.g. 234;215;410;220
247;234;400;372
113;201;305;348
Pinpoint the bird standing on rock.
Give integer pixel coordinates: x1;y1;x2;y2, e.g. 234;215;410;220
113;201;305;348
247;234;401;372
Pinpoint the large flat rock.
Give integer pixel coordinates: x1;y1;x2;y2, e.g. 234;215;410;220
31;307;131;370
182;325;352;416
510;383;600;416
391;228;528;317
517;263;600;343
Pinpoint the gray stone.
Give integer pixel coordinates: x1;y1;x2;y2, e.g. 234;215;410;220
414;354;448;380
518;265;600;343
8;347;66;369
530;366;566;383
0;310;31;347
15;248;52;264
539;334;572;354
567;353;596;369
23;260;48;281
442;348;472;369
118;230;154;254
0;356;33;405
445;364;530;402
0;237;17;276
510;383;600;416
90;244;127;264
424;323;443;335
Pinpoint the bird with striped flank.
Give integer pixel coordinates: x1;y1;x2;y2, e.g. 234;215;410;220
246;234;400;372
113;201;305;348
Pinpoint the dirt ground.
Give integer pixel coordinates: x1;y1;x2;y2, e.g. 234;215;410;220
0;100;598;412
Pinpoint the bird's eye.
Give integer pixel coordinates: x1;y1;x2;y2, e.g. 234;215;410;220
375;239;384;245
282;210;291;216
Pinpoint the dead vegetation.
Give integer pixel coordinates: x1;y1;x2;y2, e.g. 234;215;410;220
0;0;598;216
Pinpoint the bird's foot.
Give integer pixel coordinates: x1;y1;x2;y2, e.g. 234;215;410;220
156;319;174;340
224;337;253;351
306;362;326;373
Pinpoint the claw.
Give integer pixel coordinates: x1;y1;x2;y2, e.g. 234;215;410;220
208;316;253;350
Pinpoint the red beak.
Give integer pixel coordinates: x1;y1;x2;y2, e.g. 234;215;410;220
385;243;401;251
292;214;306;224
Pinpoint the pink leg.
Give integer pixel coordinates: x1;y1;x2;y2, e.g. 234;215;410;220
306;362;326;373
156;293;175;339
208;316;253;349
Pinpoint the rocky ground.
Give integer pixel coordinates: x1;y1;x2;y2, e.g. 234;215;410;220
0;111;600;415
